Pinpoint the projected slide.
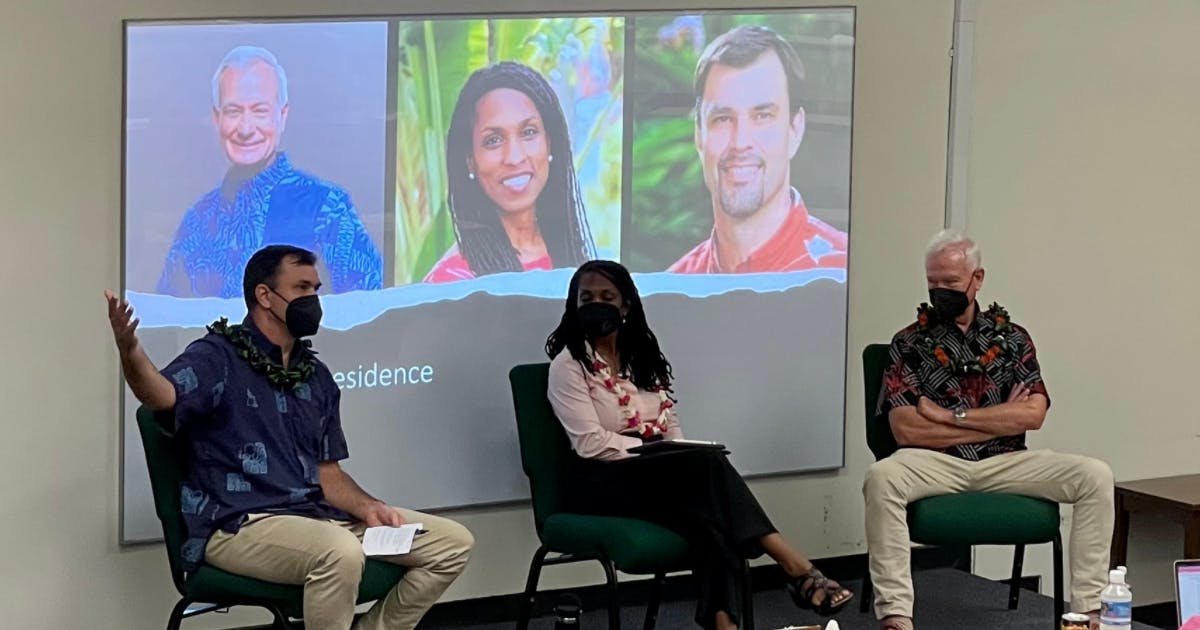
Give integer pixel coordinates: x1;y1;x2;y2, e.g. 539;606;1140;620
121;10;854;541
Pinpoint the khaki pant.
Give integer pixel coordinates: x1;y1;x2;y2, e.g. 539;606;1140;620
205;508;473;630
863;448;1114;620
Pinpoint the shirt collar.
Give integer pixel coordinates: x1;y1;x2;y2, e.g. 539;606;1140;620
930;301;988;334
220;152;293;200
707;188;815;273
240;314;312;366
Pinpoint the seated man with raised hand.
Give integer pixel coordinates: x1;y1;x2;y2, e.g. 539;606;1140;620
863;230;1114;630
106;245;472;630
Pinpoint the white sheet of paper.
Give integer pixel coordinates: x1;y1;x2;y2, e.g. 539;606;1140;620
362;523;423;556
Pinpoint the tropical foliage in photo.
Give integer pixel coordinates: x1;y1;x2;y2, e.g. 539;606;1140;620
392;17;624;285
626;11;854;272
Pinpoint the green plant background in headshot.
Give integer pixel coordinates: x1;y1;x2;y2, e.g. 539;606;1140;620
627;11;853;271
393;17;624;284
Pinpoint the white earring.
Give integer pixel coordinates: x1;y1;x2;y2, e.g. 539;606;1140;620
468;172;475;180
548;154;554;163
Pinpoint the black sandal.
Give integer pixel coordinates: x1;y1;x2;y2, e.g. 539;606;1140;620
785;567;854;616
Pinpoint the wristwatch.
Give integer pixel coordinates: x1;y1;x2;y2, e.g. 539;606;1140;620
953;408;968;425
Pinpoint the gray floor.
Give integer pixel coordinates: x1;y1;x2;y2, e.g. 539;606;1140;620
455;569;1161;630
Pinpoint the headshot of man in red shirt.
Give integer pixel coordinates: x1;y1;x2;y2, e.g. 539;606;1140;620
669;25;847;274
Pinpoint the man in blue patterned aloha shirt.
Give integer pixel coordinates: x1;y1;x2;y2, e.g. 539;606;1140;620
156;45;382;298
111;246;471;629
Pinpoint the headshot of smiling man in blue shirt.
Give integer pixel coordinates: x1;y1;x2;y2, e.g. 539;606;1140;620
156;46;384;299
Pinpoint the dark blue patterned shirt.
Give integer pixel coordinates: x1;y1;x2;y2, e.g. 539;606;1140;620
160;316;350;571
157;152;383;298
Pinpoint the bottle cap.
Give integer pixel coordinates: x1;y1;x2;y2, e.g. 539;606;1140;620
1109;569;1125;584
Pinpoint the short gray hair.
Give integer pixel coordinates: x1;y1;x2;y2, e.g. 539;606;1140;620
925;229;981;270
211;46;289;109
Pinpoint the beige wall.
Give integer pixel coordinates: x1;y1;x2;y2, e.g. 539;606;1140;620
0;0;953;628
964;0;1200;605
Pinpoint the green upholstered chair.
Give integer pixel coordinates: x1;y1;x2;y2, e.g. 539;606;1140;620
509;363;754;630
135;406;407;630
859;344;1064;627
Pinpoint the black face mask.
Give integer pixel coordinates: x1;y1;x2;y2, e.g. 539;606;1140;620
928;287;971;322
270;289;323;338
578;302;623;339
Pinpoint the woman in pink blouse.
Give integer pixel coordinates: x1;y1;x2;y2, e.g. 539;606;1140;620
545;260;852;630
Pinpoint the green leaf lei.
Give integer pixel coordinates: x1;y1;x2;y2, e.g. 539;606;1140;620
207;318;315;390
916;302;1013;375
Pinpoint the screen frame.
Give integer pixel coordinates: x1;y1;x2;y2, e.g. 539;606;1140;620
118;5;857;545
1177;559;1200;626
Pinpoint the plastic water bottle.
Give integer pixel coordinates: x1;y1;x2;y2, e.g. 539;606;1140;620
1100;569;1133;630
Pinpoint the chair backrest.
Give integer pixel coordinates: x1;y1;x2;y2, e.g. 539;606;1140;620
863;344;900;461
508;363;573;534
134;405;190;594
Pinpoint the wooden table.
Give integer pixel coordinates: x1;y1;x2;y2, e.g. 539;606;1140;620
1112;474;1200;566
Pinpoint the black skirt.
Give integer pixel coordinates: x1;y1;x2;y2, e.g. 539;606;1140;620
565;448;777;628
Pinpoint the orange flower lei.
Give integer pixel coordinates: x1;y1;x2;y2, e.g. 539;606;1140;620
916;302;1012;374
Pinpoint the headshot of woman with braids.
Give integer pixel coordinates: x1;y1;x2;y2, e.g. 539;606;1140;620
424;61;596;282
544;260;853;630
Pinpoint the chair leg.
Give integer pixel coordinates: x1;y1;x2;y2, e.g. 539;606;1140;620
953;545;972;571
517;546;550;630
1052;533;1065;629
166;598;190;630
644;572;665;630
741;561;755;630
1009;544;1026;610
268;606;292;629
860;570;874;613
601;558;621;630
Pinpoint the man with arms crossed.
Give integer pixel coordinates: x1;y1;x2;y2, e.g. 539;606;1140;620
110;245;471;629
865;230;1113;630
